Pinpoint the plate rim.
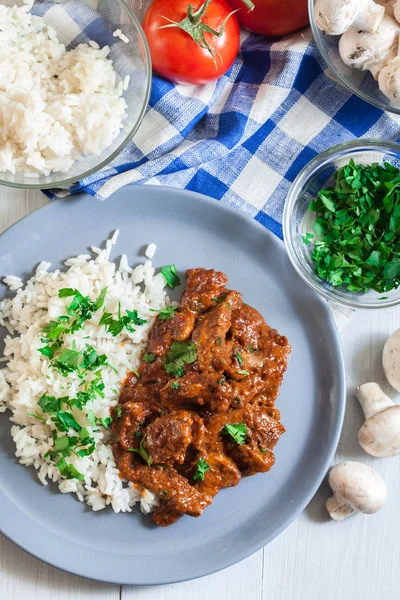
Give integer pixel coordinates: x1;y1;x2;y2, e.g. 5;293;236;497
0;186;346;585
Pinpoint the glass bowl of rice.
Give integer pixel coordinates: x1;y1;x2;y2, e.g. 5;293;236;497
283;139;400;310
0;0;151;189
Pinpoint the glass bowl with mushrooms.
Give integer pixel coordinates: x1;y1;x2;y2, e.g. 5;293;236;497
309;0;400;114
283;139;400;309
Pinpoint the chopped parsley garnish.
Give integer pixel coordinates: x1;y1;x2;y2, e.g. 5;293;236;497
41;319;69;341
81;345;108;371
234;353;243;366
58;287;107;332
56;458;84;480
100;306;147;337
86;409;96;427
170;381;180;390
39;288;108;359
28;409;46;423
68;378;105;410
128;436;153;467
155;306;179;320
126;310;148;327
143;352;156;363
114;405;122;418
160;265;181;288
234;397;241;405
38;345;55;359
303;160;400;293
52;410;81;432
248;344;256;353
38;394;64;414
218;377;226;386
193;458;210;481
94;287;108;310
76;443;96;457
44;426;96;462
164;341;197;377
52;348;81;375
50;344;111;378
96;416;112;429
238;370;249;376
222;422;248;445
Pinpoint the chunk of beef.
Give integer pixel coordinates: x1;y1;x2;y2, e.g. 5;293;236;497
191;291;242;372
152;504;182;527
160;372;233;412
228;444;275;475
143;410;205;465
181;268;228;313
196;452;241;497
146;309;195;357
118;452;212;520
204;404;284;476
113;401;156;450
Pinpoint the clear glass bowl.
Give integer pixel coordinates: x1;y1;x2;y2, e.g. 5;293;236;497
0;0;151;189
308;0;400;115
283;140;400;309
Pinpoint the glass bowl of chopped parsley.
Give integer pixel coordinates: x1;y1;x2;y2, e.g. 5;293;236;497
283;139;400;309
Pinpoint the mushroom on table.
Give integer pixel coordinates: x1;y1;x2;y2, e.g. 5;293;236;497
356;383;400;458
326;461;388;521
382;328;400;391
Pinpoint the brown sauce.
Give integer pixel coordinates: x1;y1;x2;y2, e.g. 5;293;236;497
111;268;291;526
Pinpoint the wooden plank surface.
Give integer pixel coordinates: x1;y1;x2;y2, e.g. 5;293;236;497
1;187;399;600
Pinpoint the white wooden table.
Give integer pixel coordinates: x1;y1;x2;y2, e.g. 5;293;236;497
1;187;399;600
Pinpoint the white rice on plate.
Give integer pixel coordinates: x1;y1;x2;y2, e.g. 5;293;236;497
0;232;170;515
0;0;128;176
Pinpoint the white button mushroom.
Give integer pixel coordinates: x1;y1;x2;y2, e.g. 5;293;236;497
378;57;400;104
377;0;395;16
315;0;385;35
376;0;400;20
326;461;387;521
356;383;400;457
339;16;399;79
383;328;400;390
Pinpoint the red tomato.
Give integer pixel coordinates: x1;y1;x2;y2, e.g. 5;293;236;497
227;0;309;36
142;0;240;85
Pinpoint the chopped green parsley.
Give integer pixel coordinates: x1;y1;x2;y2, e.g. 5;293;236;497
160;265;181;288
154;306;179;320
222;422;248;445
143;352;156;363
164;341;197;377
303;160;400;294
193;458;210;481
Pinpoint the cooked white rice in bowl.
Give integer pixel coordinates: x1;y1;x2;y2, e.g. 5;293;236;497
0;232;170;515
0;0;129;176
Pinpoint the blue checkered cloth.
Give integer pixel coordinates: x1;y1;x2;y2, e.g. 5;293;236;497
44;0;400;240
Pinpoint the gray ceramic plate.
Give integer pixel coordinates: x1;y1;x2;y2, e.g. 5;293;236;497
0;186;345;585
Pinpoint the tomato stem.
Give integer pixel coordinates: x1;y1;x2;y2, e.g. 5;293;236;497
158;0;239;67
